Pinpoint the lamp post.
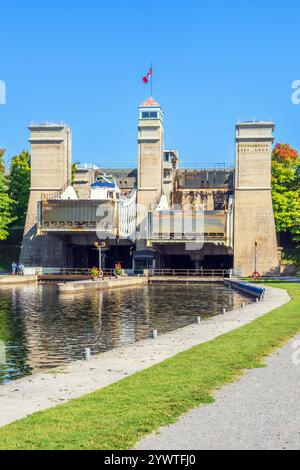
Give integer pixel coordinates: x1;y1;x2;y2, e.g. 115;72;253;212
94;242;106;273
254;240;259;273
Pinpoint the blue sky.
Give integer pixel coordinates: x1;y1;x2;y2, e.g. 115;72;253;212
1;0;300;167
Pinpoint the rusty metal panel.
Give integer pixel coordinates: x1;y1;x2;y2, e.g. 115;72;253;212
177;170;234;190
149;210;226;239
204;211;227;234
41;200;116;228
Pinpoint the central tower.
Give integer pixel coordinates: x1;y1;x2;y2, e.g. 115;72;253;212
137;97;164;225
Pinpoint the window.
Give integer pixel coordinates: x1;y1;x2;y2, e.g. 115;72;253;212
142;111;158;119
164;153;170;162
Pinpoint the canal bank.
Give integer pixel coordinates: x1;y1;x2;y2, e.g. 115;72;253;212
0;285;290;428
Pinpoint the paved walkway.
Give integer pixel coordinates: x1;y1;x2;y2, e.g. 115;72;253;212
137;334;300;451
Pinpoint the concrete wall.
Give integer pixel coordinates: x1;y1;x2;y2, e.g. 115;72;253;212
234;122;279;276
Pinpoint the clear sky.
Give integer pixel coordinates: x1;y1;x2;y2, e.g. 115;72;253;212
1;0;300;167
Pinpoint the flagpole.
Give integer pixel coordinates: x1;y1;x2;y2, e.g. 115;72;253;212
151;62;153;97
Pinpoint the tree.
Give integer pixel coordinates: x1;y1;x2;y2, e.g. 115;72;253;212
72;163;78;185
7;151;31;229
272;144;300;237
0;150;15;240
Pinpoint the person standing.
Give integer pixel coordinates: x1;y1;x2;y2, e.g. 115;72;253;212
11;262;17;276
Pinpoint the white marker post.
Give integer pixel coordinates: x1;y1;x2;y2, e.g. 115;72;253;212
84;348;91;361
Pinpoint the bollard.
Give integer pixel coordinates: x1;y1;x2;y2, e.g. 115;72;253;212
222;308;226;315
196;316;201;325
152;330;158;339
84;348;91;361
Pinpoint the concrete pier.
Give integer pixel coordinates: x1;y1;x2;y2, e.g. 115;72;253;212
0;276;37;286
57;277;148;294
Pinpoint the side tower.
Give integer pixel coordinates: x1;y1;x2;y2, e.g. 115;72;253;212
20;123;72;267
234;122;279;276
137;98;164;224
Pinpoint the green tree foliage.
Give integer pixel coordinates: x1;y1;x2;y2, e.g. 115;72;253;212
8;151;31;229
272;144;300;238
72;163;78;185
0;150;15;240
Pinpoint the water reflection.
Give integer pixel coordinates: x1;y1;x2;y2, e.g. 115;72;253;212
0;283;252;384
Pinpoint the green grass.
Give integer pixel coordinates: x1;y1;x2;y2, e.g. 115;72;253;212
0;282;299;450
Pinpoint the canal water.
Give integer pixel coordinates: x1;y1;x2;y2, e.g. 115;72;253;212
0;283;253;384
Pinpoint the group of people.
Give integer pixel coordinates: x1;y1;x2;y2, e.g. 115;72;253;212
12;262;25;276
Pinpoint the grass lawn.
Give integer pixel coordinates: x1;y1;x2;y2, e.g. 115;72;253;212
0;282;299;450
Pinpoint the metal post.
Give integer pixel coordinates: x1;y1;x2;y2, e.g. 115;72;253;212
254;240;258;273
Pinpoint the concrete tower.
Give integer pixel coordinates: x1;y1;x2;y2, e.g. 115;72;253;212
137;98;164;225
20;123;72;267
234;122;279;276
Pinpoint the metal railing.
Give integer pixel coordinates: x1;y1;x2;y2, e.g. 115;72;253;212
42;180;71;201
38;268;231;279
179;163;234;170
40;268;116;277
147;269;231;278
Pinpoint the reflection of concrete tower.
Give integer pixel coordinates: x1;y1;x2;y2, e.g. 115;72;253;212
234;122;279;276
20;123;72;267
137;98;164;225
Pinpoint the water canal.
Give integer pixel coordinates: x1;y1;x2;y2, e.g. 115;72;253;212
0;283;253;384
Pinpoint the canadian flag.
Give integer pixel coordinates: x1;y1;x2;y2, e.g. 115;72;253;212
142;67;152;84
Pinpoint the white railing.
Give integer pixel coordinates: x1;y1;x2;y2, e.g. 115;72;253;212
147;269;230;278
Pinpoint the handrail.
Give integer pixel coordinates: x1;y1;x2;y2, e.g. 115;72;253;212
147;269;230;278
179;164;234;170
38;268;230;279
42;180;72;201
39;268;116;277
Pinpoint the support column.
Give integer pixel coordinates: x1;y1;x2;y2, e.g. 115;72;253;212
234;122;279;277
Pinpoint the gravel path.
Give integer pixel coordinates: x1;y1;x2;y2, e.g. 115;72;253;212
0;286;289;428
137;334;300;451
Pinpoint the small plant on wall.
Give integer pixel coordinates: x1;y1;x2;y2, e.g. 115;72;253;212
90;267;100;280
114;263;123;277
